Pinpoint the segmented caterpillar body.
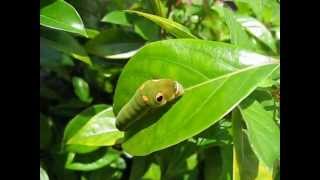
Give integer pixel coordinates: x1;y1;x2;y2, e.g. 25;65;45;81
116;79;184;131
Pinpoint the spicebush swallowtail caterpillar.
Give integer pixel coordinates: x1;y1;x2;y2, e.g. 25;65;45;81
116;79;184;131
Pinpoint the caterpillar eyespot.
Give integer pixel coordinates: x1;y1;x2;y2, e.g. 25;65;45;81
155;92;163;102
115;79;184;131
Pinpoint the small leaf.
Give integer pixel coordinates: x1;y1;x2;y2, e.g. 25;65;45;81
239;100;280;170
63;104;109;143
124;10;198;39
66;107;124;146
237;16;277;52
223;7;256;51
85;28;144;59
232;108;273;179
141;163;161;179
41;29;92;65
86;28;100;39
72;76;93;103
65;148;120;171
196;120;233;148
40;0;88;37
101;11;131;26
40;166;50;180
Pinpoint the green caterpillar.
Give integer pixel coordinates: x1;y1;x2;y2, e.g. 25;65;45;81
115;79;184;131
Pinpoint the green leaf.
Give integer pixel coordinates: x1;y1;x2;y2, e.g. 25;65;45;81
64;104;108;141
40;0;88;37
40;166;50;180
133;17;161;41
124;10;198;39
203;146;233;180
156;142;198;178
245;0;280;26
86;28;100;39
114;40;278;155
85;166;123;180
101;11;132;26
223;7;256;51
129;156;153;180
232;108;273;180
40;114;53;150
85;28;145;59
41;29;92;65
114;39;278;114
236;16;277;53
72;76;93;103
113;40;278;156
65;148;120;171
196;120;233;148
239;100;280;170
141;163;161;179
66;106;124;147
101;11;161;41
151;0;164;17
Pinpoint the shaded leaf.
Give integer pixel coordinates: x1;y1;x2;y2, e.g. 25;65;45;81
223;7;256;51
40;0;87;37
239;99;280;170
65;148;120;171
125;10;198;38
72;76;93;103
41;29;92;65
85;28;144;59
232;108;273;180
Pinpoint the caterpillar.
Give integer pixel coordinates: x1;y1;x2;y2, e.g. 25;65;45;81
115;79;184;131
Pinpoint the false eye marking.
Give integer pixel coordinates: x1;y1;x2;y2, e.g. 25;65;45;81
155;92;164;102
142;95;149;102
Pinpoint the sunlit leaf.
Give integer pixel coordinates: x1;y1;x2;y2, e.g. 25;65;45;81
40;0;88;37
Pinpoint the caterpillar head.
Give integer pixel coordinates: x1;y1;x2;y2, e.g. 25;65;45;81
139;79;184;108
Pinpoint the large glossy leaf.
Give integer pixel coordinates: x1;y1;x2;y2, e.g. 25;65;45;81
113;39;277;114
239;99;280;170
41;29;92;65
66;106;124;147
40;0;88;37
117;61;278;155
237;16;277;53
85;28;145;59
232;108;273;180
124;10;198;39
113;39;278;155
